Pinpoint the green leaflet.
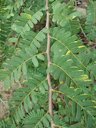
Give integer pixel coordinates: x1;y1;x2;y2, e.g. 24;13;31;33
22;62;27;79
32;56;39;67
37;54;45;61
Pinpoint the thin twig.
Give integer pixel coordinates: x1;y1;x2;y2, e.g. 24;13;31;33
0;98;7;106
45;0;54;128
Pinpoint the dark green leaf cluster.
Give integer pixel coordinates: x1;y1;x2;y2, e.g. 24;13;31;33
0;0;96;128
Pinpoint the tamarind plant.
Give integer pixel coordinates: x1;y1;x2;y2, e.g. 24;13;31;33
0;0;96;128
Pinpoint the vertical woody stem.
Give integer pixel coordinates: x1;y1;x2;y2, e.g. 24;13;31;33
46;0;54;127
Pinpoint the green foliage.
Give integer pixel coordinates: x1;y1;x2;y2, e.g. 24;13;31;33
9;75;48;124
0;0;96;128
85;0;96;41
22;110;51;128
